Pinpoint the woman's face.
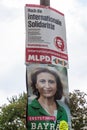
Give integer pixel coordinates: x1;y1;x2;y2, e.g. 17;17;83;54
36;72;57;98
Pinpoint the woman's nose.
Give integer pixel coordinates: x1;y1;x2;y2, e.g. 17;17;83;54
45;81;50;88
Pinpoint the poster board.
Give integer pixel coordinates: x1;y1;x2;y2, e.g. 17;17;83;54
25;4;71;130
26;64;71;130
25;4;68;68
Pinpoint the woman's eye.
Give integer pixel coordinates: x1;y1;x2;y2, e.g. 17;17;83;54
39;79;46;83
48;80;55;84
39;79;55;84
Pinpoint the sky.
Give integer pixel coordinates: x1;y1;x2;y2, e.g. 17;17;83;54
0;0;87;106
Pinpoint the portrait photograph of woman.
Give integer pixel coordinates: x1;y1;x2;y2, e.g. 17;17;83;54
26;64;71;130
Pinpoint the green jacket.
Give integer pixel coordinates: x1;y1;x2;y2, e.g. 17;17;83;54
27;99;68;130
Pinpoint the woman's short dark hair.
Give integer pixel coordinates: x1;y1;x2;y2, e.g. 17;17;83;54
30;68;63;100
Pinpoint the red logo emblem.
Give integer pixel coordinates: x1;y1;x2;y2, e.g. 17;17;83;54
54;37;64;51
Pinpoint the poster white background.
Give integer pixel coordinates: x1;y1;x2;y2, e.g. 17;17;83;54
25;4;68;67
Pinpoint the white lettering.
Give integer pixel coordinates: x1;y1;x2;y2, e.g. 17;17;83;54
28;55;51;62
36;55;40;61
50;123;55;130
31;123;36;129
37;123;43;130
43;123;49;130
45;56;50;61
28;55;35;60
31;122;55;130
40;55;45;61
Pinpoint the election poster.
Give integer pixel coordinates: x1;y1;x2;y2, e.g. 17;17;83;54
25;4;71;130
25;4;68;68
26;64;71;130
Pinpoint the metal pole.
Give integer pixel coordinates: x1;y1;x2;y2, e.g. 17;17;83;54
40;0;50;6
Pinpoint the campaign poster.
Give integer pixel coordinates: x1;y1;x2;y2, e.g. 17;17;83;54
26;64;71;130
25;4;68;68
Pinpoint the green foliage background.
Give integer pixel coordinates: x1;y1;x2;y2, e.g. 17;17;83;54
0;90;87;130
0;93;27;130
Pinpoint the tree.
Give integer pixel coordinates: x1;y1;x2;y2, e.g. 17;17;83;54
0;92;27;130
0;90;87;130
69;90;87;130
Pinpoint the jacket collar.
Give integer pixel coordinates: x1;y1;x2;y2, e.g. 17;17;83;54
30;98;50;115
30;98;64;119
